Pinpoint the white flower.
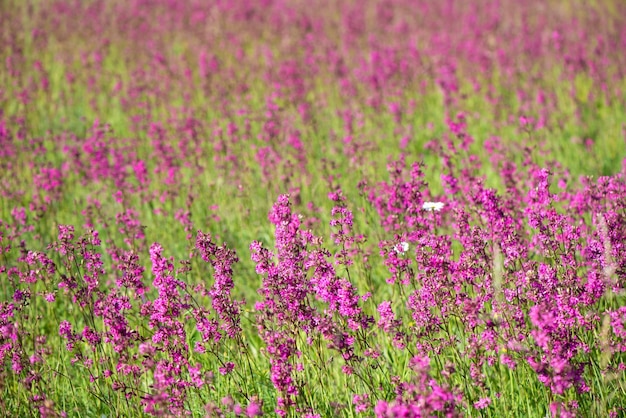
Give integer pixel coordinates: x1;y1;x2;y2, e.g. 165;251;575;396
394;241;409;255
422;201;444;212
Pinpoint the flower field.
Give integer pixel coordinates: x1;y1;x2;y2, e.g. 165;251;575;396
1;0;626;416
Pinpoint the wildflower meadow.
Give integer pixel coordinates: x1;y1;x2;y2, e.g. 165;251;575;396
1;0;626;416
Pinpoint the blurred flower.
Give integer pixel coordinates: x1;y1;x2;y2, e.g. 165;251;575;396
394;241;409;255
474;397;491;409
422;201;444;211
